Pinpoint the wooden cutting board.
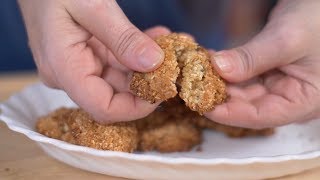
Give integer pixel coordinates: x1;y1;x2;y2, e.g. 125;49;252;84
0;72;319;179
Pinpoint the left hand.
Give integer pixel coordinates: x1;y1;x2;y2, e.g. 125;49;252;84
18;0;169;123
207;0;320;128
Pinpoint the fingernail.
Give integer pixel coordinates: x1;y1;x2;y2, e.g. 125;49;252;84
213;53;233;73
138;46;164;70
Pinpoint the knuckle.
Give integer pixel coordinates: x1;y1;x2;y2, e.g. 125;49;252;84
115;26;143;57
234;47;255;78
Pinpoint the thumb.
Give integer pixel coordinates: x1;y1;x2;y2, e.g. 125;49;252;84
65;0;163;72
212;25;304;82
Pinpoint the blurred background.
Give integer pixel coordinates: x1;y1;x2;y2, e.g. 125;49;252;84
0;0;276;73
0;0;35;72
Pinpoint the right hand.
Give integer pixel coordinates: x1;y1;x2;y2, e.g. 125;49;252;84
18;0;168;123
207;0;320;128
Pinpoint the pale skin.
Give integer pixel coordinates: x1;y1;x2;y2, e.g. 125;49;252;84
18;0;168;123
208;0;320;128
19;0;320;128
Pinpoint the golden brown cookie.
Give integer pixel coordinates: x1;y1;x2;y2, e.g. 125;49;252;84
36;108;75;143
67;109;139;152
130;34;182;103
138;121;201;153
178;48;226;114
136;102;202;153
37;103;274;154
130;33;227;114
36;108;139;153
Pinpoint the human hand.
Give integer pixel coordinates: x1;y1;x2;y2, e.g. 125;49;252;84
208;0;320;128
18;0;169;123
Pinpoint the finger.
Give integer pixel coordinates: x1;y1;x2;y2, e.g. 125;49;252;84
205;76;317;128
100;25;171;91
78;78;159;123
101;67;131;92
56;46;159;123
87;37;130;72
227;83;267;101
65;0;164;72
88;26;172;73
41;3;159;123
144;26;171;39
72;76;159;123
211;22;306;82
86;37;110;66
206;92;305;129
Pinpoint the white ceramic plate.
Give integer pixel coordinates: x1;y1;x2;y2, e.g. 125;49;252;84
1;83;320;179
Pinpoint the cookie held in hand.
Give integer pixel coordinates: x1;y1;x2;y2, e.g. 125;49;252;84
130;33;227;114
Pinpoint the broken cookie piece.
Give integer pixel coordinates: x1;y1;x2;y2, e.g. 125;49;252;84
36;108;139;153
179;47;226;114
136;105;202;153
130;34;181;103
130;33;227;114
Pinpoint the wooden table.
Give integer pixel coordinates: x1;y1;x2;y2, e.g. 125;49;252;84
0;72;319;180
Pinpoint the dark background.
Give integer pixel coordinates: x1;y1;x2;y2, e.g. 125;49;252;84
0;0;35;72
0;0;276;72
0;0;227;72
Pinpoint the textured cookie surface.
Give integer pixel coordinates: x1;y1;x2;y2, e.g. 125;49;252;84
36;108;75;143
136;100;202;152
178;48;226;114
37;108;139;152
67;109;138;152
37;104;274;153
130;33;227;114
130;35;182;103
